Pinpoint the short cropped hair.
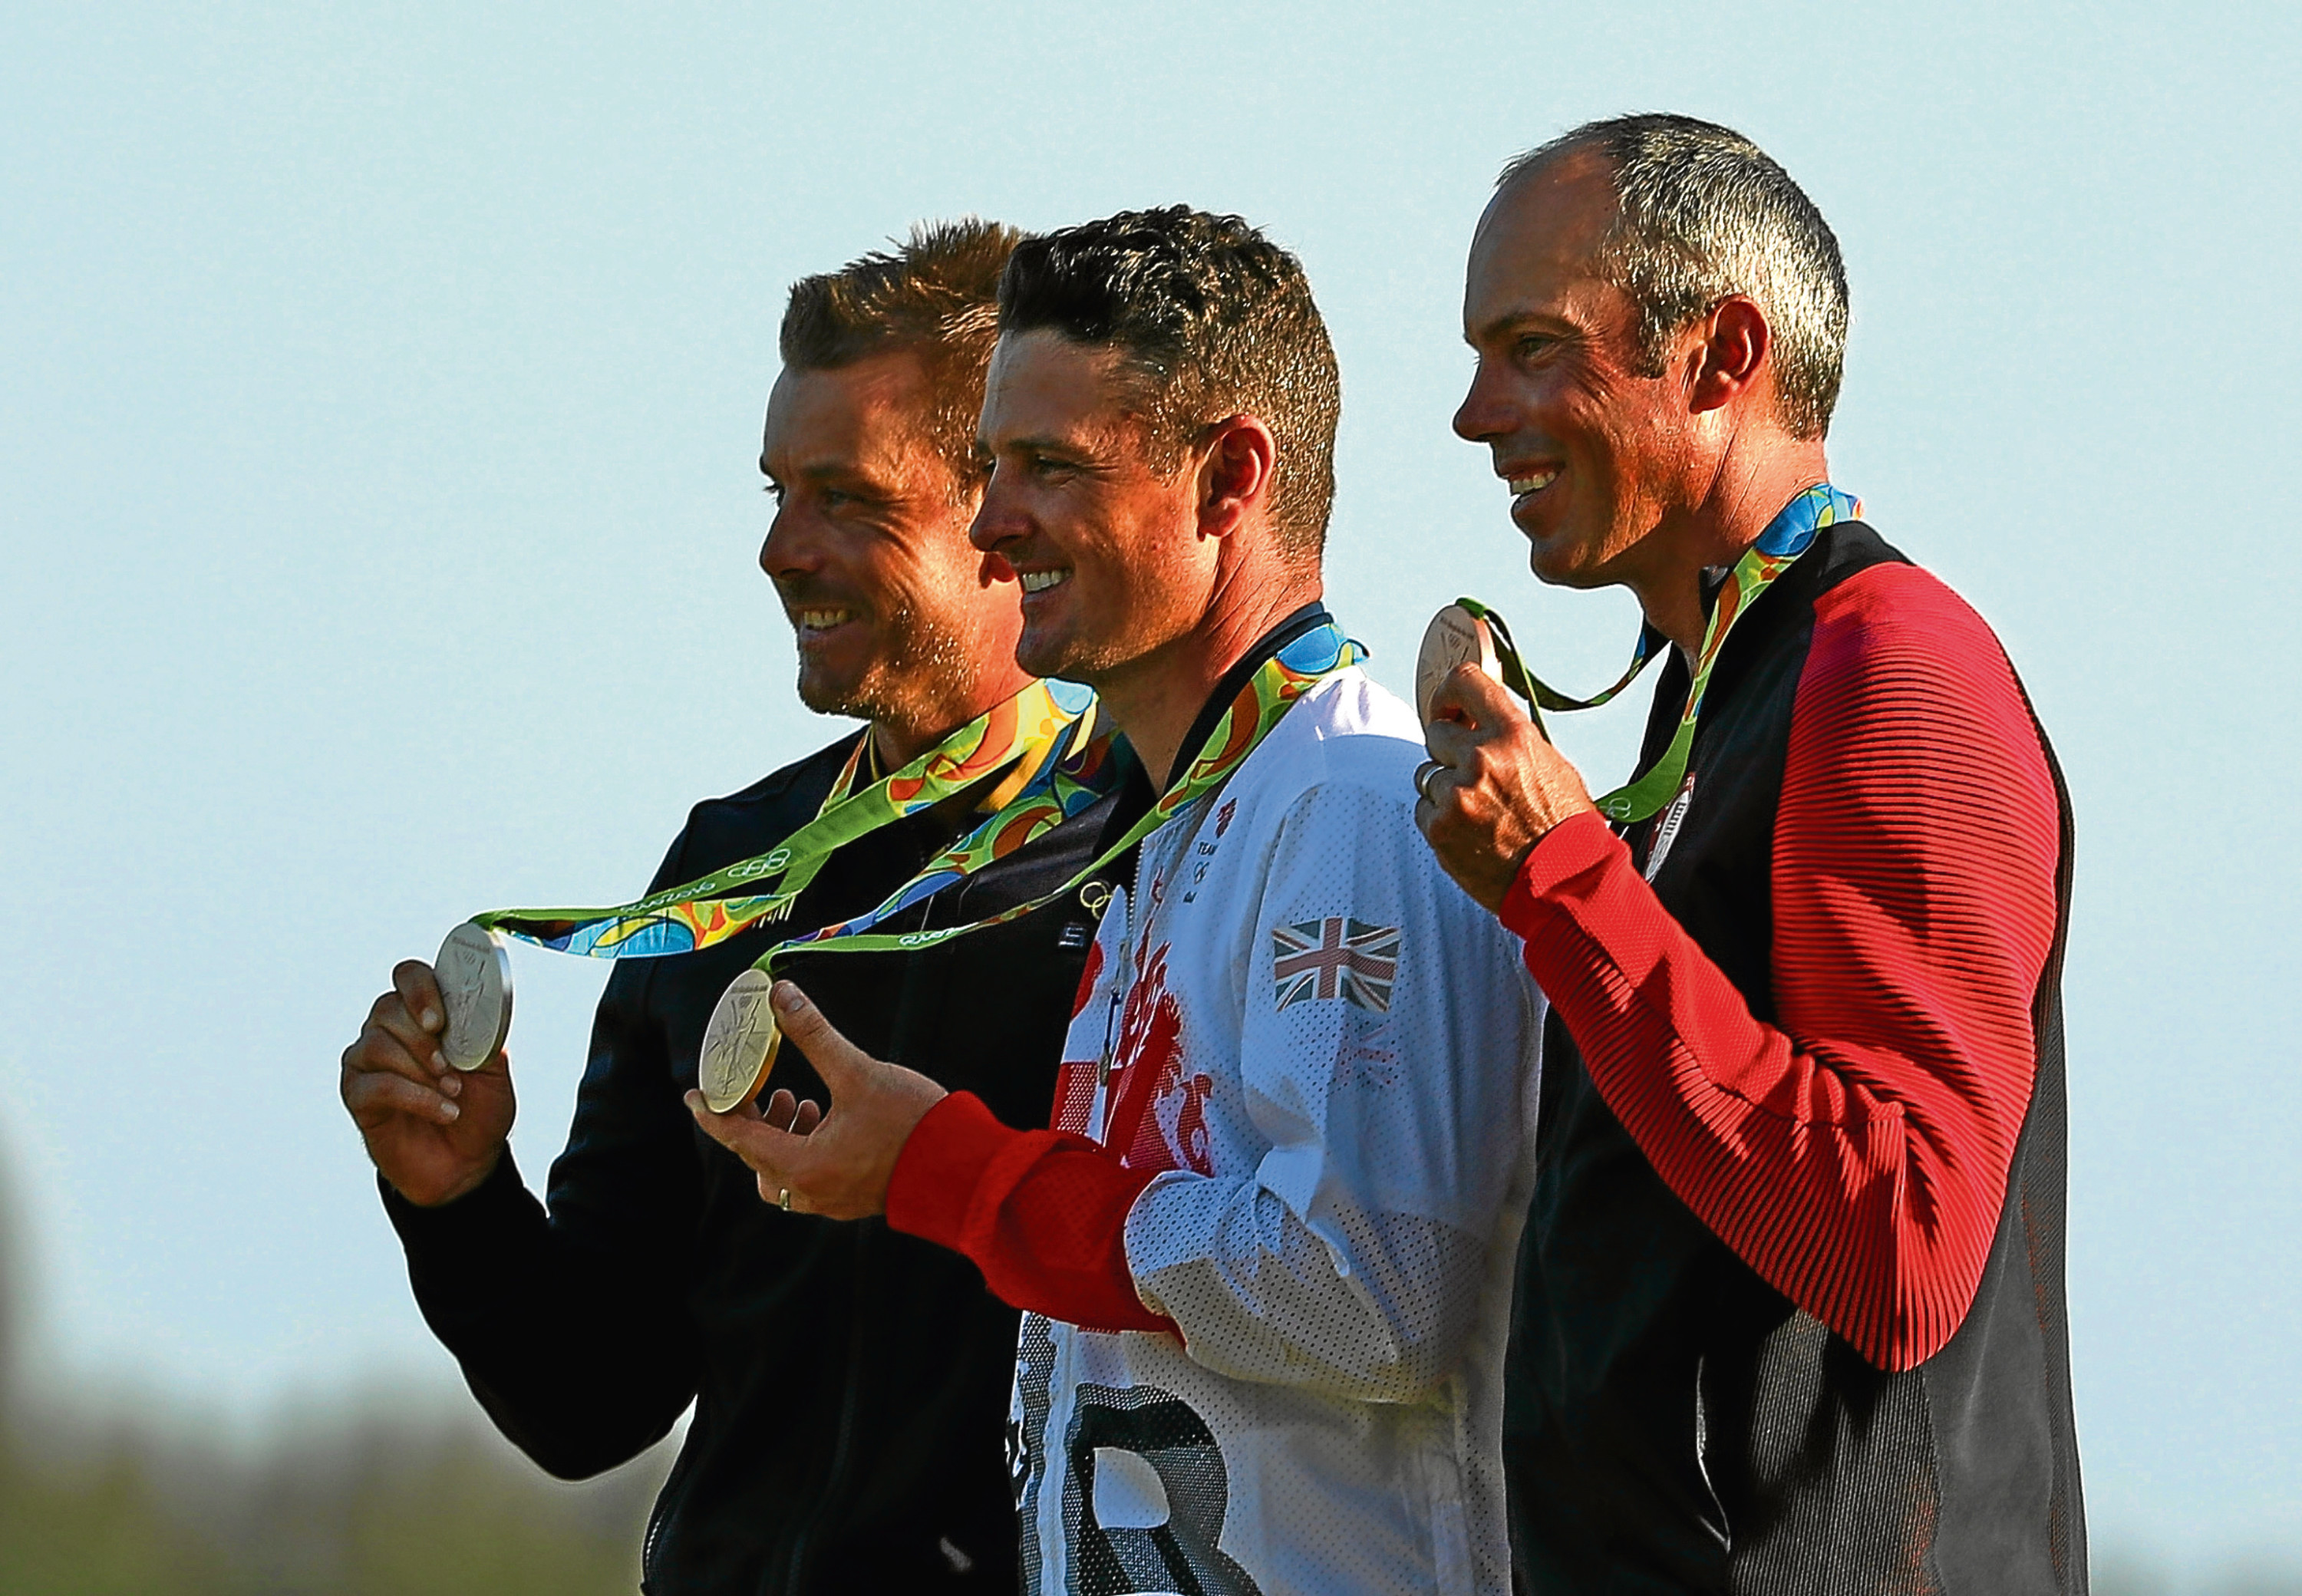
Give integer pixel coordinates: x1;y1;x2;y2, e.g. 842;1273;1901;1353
780;218;1025;497
996;206;1341;562
1502;114;1848;440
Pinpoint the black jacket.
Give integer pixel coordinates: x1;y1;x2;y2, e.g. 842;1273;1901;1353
385;729;1115;1594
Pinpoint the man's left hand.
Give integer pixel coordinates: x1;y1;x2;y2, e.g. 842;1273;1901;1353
686;981;947;1220
1416;664;1598;912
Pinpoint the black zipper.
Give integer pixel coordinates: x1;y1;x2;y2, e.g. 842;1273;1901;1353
781;845;942;1592
781;1222;877;1591
639;1429;700;1594
640;1495;664;1593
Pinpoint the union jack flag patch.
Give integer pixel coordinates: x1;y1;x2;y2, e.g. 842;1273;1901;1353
1272;917;1400;1014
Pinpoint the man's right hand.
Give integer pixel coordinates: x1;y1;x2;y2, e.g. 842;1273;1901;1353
341;960;516;1207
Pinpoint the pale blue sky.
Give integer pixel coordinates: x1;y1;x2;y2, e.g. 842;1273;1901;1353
3;0;2296;1579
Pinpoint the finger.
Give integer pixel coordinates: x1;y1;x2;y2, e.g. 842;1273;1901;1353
790;1099;823;1136
685;1089;812;1176
1422;663;1488;730
368;990;450;1077
393;960;447;1037
1413;788;1439;839
1449;662;1532;732
755;1172;813;1215
345;1023;459;1096
712;1091;763;1127
769;982;876;1092
343;1064;460;1126
1411;757;1456;809
763;1088;795;1132
1424;715;1479;769
1426;662;1529;734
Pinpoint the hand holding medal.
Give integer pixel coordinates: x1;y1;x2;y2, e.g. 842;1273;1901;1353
1414;603;1503;730
686;981;947;1221
340;951;517;1209
1413;602;1595;912
1413;484;1862;908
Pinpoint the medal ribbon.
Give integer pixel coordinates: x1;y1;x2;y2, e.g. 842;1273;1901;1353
1457;483;1862;824
751;619;1366;973
467;678;1096;961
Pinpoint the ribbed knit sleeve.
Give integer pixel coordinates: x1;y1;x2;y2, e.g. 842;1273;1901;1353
886;1091;1174;1336
1500;562;2060;1370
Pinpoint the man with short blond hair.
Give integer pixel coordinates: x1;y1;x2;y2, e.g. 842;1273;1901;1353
341;219;1116;1593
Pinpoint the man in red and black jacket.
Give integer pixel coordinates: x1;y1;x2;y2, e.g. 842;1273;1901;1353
1418;115;2086;1591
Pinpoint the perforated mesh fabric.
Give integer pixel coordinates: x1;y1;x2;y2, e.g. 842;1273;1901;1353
1008;671;1542;1596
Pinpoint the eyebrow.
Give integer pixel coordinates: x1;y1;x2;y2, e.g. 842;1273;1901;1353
760;456;877;481
1467;307;1573;348
986;432;1080;455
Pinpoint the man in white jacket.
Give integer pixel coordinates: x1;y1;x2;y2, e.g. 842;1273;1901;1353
694;206;1542;1596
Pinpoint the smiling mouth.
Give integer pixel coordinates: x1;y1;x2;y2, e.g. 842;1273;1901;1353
1018;569;1070;595
1507;467;1562;499
790;606;857;635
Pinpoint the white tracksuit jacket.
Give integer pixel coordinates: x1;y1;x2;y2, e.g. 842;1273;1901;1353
1008;667;1543;1596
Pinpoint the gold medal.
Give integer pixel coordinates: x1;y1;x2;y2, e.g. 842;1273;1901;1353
699;968;783;1113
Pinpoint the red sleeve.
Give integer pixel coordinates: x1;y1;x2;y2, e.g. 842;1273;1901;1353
1500;562;2060;1371
884;1091;1176;1336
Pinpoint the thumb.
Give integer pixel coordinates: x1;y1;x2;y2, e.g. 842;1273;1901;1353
770;981;876;1092
1440;660;1531;734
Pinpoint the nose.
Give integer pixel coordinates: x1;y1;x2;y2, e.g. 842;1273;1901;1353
759;503;820;583
968;463;1027;558
1453;357;1512;446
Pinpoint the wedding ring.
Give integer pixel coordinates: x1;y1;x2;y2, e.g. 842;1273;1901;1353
1414;760;1446;802
777;1187;792;1212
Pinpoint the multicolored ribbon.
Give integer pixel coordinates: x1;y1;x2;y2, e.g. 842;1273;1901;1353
1458;483;1862;824
467;678;1100;961
750;618;1366;972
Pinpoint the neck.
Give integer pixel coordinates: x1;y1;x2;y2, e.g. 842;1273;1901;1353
1098;566;1324;788
1628;440;1831;659
868;665;1034;770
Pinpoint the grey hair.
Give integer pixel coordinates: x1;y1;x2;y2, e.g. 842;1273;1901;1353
1500;114;1848;440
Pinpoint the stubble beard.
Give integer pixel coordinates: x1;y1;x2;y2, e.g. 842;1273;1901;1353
1014;562;1191;690
797;595;983;737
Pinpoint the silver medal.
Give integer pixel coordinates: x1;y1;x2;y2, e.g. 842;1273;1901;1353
434;922;513;1071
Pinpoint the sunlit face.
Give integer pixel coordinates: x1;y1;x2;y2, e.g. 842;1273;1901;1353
968;331;1215;684
758;351;1019;729
1453;153;1702;591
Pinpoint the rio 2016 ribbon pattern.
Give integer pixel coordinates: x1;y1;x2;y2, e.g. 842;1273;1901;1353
1453;483;1861;825
695;620;1367;1110
476;677;1098;960
428;678;1113;1073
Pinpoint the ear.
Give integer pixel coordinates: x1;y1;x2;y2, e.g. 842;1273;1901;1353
1195;414;1278;539
1687;295;1770;417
